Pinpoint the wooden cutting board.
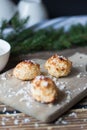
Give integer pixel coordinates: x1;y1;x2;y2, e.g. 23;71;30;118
0;53;87;122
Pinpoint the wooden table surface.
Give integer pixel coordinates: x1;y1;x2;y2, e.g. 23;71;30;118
0;47;87;130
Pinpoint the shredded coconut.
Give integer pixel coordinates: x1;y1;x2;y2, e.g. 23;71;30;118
58;55;67;60
52;77;57;82
5;88;16;98
54;80;67;90
47;127;52;130
13;111;17;114
55;117;62;124
78;88;81;91
1;117;9;126
42;81;48;87
14;119;19;125
55;117;68;125
48;103;53;108
68;112;77;118
35;75;45;80
81;125;84;129
6;112;10;116
74;64;83;67
77;73;82;78
83;119;87;122
1;121;5;126
65;90;71;103
22;118;30;124
84;83;87;90
77;72;87;78
24;60;36;64
59;84;66;90
34;122;39;127
2;107;7;113
61;120;68;125
1;73;7;80
55;81;60;87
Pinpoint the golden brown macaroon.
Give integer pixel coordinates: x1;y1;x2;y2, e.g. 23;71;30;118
45;54;72;78
13;60;40;80
31;75;58;103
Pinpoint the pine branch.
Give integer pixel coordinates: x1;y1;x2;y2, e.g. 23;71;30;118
0;15;87;56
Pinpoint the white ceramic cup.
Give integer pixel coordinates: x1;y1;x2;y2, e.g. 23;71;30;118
18;0;48;27
0;0;17;26
0;39;11;72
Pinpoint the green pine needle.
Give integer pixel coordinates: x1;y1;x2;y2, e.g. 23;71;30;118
0;15;87;55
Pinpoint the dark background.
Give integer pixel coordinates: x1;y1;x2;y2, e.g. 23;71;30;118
12;0;87;19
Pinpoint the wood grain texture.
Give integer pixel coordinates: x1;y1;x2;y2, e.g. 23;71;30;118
0;109;87;130
0;53;87;122
0;47;87;129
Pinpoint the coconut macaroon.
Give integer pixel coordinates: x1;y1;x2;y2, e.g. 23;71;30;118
31;75;58;103
13;60;40;80
45;54;72;78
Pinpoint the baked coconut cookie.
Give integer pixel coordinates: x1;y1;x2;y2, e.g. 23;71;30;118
31;75;58;103
13;60;40;80
45;54;72;78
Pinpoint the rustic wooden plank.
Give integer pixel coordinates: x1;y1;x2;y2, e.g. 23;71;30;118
0;54;87;122
0;96;87;113
0;47;87;129
0;109;87;130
